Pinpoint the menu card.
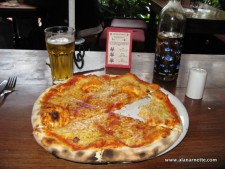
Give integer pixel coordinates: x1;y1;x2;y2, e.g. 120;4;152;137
105;28;133;68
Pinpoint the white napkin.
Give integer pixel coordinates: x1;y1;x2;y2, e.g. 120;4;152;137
46;52;105;73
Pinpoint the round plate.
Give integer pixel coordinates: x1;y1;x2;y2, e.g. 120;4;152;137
114;87;189;159
158;88;189;156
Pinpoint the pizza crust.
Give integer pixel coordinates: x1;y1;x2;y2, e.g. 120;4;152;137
33;127;180;163
31;73;183;163
32;87;51;129
101;129;180;163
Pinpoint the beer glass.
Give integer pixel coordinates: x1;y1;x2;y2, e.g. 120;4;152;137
45;26;75;84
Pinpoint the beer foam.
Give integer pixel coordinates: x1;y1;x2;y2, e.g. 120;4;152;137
47;35;74;45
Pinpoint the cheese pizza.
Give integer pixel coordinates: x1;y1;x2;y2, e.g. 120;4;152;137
31;73;182;163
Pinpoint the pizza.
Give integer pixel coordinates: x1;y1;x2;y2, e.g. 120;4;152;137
31;73;182;163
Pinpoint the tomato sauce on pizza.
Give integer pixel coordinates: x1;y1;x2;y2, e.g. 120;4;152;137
32;73;182;163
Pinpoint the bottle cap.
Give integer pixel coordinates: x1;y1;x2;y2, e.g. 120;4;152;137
186;67;207;99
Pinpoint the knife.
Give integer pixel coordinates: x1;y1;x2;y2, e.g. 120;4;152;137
0;80;7;94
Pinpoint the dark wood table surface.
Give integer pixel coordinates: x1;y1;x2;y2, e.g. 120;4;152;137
149;0;225;34
0;49;225;169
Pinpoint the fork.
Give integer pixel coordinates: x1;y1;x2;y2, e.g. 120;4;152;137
0;76;17;97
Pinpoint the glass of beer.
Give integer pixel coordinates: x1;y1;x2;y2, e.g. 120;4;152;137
45;26;75;84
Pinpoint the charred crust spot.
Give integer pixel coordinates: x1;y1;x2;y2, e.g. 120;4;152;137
87;153;98;162
51;150;60;158
51;111;59;121
76;151;84;157
102;149;114;158
153;147;159;156
73;136;80;143
138;152;146;158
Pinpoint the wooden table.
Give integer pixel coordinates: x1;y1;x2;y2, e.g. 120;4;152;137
0;49;225;168
0;3;38;48
149;0;225;34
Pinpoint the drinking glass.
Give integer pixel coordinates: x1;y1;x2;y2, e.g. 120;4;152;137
45;26;75;84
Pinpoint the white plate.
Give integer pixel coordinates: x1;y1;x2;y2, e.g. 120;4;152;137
114;87;189;158
158;88;189;156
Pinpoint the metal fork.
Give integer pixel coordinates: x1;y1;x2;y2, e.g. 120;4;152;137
0;76;17;97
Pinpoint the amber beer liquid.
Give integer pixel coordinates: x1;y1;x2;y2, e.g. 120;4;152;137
154;31;183;81
46;35;75;84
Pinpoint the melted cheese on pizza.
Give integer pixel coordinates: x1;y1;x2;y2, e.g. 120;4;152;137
45;114;125;150
138;90;182;131
39;73;160;128
44;113;171;150
32;73;182;162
